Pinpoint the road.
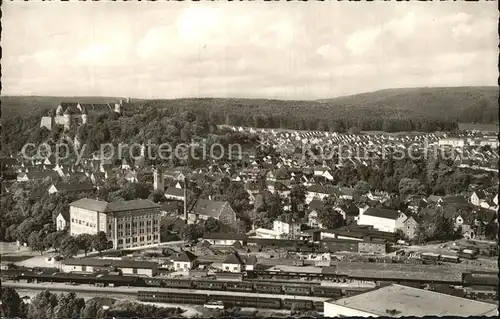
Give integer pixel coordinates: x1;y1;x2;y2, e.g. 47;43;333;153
3;281;330;302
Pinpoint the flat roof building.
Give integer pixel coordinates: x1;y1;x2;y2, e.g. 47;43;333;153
324;284;497;317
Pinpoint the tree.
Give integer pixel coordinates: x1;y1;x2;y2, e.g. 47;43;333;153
317;207;344;229
43;231;66;253
181;224;203;242
76;233;94;256
398;178;426;197
353;181;370;201
28;230;46;255
1;287;25;318
28;290;58;319
60;236;79;258
53;292;85;319
92;231;109;255
81;298;108;319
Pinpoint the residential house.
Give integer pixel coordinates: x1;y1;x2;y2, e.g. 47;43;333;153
244;255;258;271
202;233;247;246
307;199;324;228
164;187;189;201
357;208;407;233
56;211;70;231
273;214;301;238
337;187;354;200
402;216;419;240
17;171;60;182
306;185;336;203
172;251;198;271
470;190;488;207
222;252;245;273
334;204;358;225
189;199;237;226
314;167;333;181
48;182;96;194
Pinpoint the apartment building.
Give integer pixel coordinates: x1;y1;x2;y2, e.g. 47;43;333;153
69;198;161;250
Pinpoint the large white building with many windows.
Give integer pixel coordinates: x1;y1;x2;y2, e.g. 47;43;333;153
69;198;161;250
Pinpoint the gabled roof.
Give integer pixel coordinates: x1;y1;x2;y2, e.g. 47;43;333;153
308;199;324;210
172;250;198;262
223;252;245;265
51;182;95;193
363;207;401;220
192;199;231;218
165;187;187;197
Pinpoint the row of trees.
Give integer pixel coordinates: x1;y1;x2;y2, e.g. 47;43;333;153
27;230;109;257
0;288;183;319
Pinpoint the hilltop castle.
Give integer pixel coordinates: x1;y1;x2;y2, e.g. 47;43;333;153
40;98;129;130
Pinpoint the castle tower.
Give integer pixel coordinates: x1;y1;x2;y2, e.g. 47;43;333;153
153;168;164;192
114;100;123;114
63;108;72;130
81;106;88;125
126;97;130;103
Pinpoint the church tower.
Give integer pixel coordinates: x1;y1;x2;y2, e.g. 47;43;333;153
153;168;164;192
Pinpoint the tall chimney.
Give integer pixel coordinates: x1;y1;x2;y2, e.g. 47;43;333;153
183;177;188;221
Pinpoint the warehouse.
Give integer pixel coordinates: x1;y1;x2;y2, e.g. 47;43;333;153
61;258;159;277
323;284;498;317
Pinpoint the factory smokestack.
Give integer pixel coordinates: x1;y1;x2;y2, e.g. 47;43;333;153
183;177;188;221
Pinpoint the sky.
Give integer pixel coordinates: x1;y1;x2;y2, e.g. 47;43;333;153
2;2;498;100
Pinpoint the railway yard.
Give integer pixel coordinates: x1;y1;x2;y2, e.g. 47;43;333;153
1;238;498;316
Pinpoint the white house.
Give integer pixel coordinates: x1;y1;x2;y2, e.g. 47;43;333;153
172;251;198;271
273;216;301;237
470;190;488;206
56;212;69;231
357;208;406;233
314;167;333;181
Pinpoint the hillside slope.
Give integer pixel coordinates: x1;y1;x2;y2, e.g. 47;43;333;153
317;86;498;123
0;96;132;118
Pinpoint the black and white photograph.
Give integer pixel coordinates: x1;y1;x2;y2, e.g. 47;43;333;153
1;1;498;318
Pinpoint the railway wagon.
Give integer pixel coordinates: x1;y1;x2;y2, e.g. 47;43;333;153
311;286;342;298
195;280;225;291
282;298;313;310
313;301;324;312
254;283;283;294
282;284;312;295
137;291;207;305
462;271;499;287
440;255;460;263
225;281;254;292
211;294;282;309
144;277;163;287
162;278;193;288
